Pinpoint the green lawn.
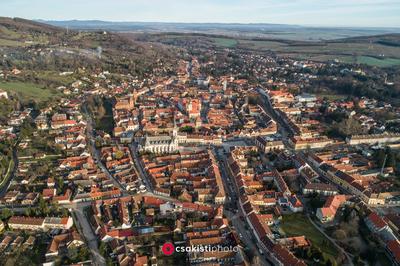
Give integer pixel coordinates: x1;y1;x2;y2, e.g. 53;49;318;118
238;40;288;51
0;81;60;103
318;93;348;101
35;71;76;85
357;56;400;67
280;213;338;261
211;37;238;48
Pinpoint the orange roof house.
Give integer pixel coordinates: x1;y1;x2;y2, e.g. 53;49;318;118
316;195;347;223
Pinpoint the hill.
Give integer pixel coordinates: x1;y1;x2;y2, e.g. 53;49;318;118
0;17;180;76
132;31;400;68
41;20;400;41
335;33;400;47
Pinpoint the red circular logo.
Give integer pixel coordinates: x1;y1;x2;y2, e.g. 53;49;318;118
162;242;175;256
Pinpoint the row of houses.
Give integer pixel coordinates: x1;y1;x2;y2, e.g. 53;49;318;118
8;216;73;231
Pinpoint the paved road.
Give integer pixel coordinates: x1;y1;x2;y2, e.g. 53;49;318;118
72;206;106;266
83;105;128;193
129;143;153;193
0;144;19;198
226;209;271;266
213;148;271;265
256;88;293;138
256;88;296;151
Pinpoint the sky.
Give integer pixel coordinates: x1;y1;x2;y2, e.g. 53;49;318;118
0;0;399;27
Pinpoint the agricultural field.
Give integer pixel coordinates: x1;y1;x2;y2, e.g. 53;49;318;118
338;55;400;67
211;37;238;48
235;39;400;67
237;39;288;50
0;38;27;47
157;33;400;67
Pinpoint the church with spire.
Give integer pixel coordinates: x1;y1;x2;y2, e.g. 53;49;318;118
139;112;181;154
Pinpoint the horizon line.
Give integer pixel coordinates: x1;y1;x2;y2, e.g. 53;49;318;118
23;18;400;30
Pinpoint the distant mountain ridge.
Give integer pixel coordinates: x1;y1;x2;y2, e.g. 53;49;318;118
39;19;400;41
38;20;303;29
1;17;64;33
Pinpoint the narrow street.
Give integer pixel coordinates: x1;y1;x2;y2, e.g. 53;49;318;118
256;88;293;137
72;206;106;266
83;103;127;193
0;142;19;198
129;143;153;193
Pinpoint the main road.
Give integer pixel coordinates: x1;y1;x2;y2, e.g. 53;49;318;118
213;148;271;266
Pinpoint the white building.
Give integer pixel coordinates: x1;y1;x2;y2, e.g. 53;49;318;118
295;93;316;103
43;216;74;230
0;89;8;99
141;134;178;154
140;126;180;153
347;133;400;145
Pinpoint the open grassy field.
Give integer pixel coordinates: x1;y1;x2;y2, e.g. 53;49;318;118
0;22;49;47
0;81;60;103
238;39;287;50
338;55;400;67
34;71;76;84
317;93;348;101
211;37;238;48
280;213;338;262
0;38;26;47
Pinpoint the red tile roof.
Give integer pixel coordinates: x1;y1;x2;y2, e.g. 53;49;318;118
9;216;44;226
368;212;387;229
272;244;306;266
387;240;400;263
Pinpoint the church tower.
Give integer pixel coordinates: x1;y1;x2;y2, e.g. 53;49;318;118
129;89;137;109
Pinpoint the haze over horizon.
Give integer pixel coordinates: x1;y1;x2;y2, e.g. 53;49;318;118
0;0;399;28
